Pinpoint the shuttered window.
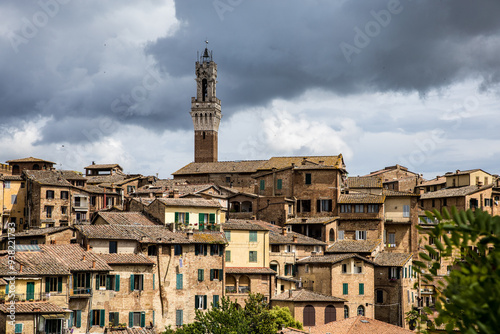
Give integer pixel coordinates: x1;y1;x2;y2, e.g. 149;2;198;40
343;283;348;295
303;305;315;326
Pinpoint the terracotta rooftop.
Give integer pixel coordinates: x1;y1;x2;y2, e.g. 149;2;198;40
97;253;155;265
12;226;71;238
383;189;419;197
223;219;270;231
326;239;381;253
0;175;23;181
257;155;344;171
24;170;73;187
84;163;123;170
269;230;326;246
272;289;346;302
311;315;414;334
374;252;412;267
156;197;221;208
6;157;55;164
347;176;382;189
297;253;377;266
286;217;338;225
0;302;66;314
95;212;158;226
85;174;128;184
418;176;446;187
173;160;267;175
225;267;277;275
107;328;156;334
420;184;491;199
365;164;414;177
338;193;385;204
445;168;489;176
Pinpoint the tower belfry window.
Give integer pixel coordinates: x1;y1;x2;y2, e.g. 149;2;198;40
203;132;206;139
202;79;208;101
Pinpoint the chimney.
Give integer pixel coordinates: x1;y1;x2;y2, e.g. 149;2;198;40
86;244;90;251
289;289;293;298
282;227;287;236
92;161;95;165
291;163;295;168
92;260;96;269
19;264;23;273
293;235;298;243
186;230;194;240
301;157;307;165
82;254;86;261
456;170;460;174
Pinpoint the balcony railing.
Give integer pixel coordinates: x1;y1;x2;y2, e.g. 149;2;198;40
70;288;92;297
238;286;250;294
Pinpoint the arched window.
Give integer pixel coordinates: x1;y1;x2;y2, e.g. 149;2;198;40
357;305;365;316
32;164;40;170
225;275;236;294
238;275;250;293
329;229;335;241
202;79;208;101
325;305;336;323
270;261;279;276
344;305;349;319
241;201;253;213
303;305;315;327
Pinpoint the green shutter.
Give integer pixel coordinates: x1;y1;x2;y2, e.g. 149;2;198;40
153;274;155;290
185;212;190;224
225;231;231;241
90;310;94;326
45;278;50;293
219;269;223;280
198;269;204;281
5;282;8;294
115;275;120;292
69;312;74;328
176;310;183;326
129;312;134;327
58;277;62;293
250;231;257;242
343;283;348;295
210;245;214;256
152;311;155;326
203;295;207;310
106;276;111;290
95;274;100;289
305;173;312;184
203;245;207;256
397;268;401;279
199;214;205;231
130;274;135;291
100;309;105;327
277;179;282;190
140;311;146;327
195;295;199;309
226;250;231;262
176;274;183;289
72;273;76;291
76;310;82;328
359;283;364;295
213;295;219;308
285;265;289;276
405;267;407;278
195;245;199;256
85;273;91;289
210;269;214;281
174;212;179;223
209;213;215;224
139;275;144;290
219;245;224;256
292;264;297;276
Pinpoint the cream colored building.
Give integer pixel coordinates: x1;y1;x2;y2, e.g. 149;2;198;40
0;175;26;231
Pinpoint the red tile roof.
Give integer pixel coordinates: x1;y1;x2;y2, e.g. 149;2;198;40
97;253;155;265
310;315;414;334
96;212;158;226
225;267;277;275
6;157;55;164
0;302;66;314
272;289;346;302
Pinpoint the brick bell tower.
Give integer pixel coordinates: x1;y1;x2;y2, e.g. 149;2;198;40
190;42;222;163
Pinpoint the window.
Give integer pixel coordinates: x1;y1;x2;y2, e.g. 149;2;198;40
342;264;347;273
195;295;208;310
61;206;68;215
271;245;280;252
429;236;435;245
175;212;189;225
176;274;183;290
354;263;363;273
127;185;136;194
249;251;257;262
213;295;220;308
11;195;17;204
325;305;336;324
174;245;182;255
130;274;144;291
304;264;309;273
338;230;345;240
195;244;207;256
355;230;366;240
176;310;183;326
46;190;55;199
45;206;53;218
354;204;364;213
343;283;348;295
128;311;145;327
225;250;231;262
225;231;231;241
249;231;257;242
359;283;364;295
198;269;204;281
277;179;283;190
15;323;23;334
305;173;312;185
432;199;435;207
297;199;311;213
367;204;379;213
442;198;447;206
90;196;96;206
4;181;10;189
210;269;223;281
72;310;82;328
388;233;396;247
344;306;349;319
210;244;222;256
109;312;119;327
317;199;332;212
109;241;117;254
357;305;365;316
376;289;384;303
61;191;69;199
340;204;352;213
285;264;294;276
303;305;315;326
389;267;399;279
46;277;62;293
104;275;119;291
403;205;410;217
148;245;157;256
91;309;105;327
285;245;295;253
260;180;265;191
485;198;492;207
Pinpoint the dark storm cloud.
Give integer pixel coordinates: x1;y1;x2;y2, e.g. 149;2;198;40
1;0;500;145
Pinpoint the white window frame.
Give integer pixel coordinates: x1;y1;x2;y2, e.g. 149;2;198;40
403;205;410;217
355;230;366;240
338;230;345;240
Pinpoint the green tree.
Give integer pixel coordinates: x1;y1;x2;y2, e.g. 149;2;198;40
162;293;303;334
413;207;500;334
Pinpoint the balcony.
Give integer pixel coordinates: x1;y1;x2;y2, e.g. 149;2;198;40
69;288;92;298
0;292;51;303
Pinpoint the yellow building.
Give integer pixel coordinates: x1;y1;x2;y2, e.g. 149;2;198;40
445;169;493;188
0;175;26;231
144;197;224;231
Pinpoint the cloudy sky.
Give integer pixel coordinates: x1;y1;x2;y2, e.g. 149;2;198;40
1;0;500;179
